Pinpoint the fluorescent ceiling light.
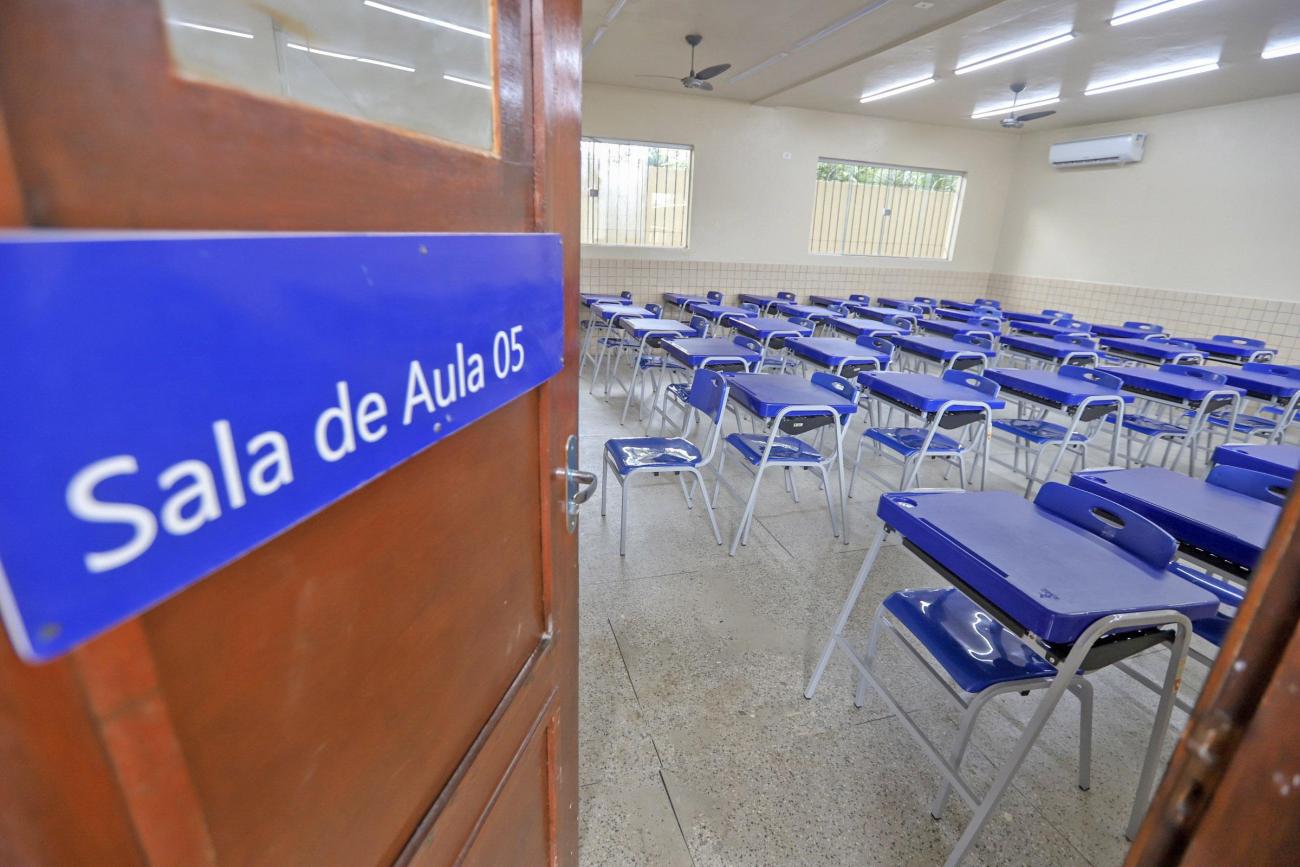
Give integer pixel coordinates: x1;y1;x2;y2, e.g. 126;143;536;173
859;76;935;103
363;1;490;39
1262;39;1300;60
1110;0;1211;28
443;73;492;90
970;95;1059;119
954;32;1074;76
286;42;415;72
1084;61;1218;95
168;20;254;39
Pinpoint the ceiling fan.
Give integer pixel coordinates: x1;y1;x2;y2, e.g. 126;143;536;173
637;34;731;91
999;82;1057;128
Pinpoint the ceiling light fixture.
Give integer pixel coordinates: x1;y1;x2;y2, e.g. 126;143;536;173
1084;60;1218;95
1109;0;1211;28
286;42;415;72
859;75;935;103
363;1;490;39
954;31;1075;76
168;20;254;39
443;73;492;90
585;0;629;54
1262;39;1300;60
970;94;1059;119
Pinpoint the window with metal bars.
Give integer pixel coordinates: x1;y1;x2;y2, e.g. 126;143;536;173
809;158;966;260
581;138;693;248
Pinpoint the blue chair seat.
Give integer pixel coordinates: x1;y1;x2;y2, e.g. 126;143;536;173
1192;612;1232;647
883;588;1056;693
1108;414;1187;437
992;418;1088;445
665;382;691;401
864;426;963;456
1201;411;1278;434
725;432;824;464
604;437;702;474
639;356;685;371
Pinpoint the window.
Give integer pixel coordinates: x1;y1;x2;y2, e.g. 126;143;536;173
581;138;693;248
809;159;966;260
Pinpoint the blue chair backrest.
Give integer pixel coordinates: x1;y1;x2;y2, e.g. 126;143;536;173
1043;309;1071;317
1212;334;1266;348
777;291;796;301
1052;318;1090;329
1124;321;1162;331
732;335;762;355
1060;364;1121;390
915;296;938;305
942;368;999;398
620;290;633;300
1054;333;1098;348
827;303;849;316
810;371;858;405
973;316;1001;330
1147;336;1195;347
1156;363;1227;384
855;335;894;361
972;305;1000;316
975;298;1001;308
954;333;993;350
688;314;709;336
1035;483;1177;570
741;302;760;315
1207;465;1291;505
1244;362;1300;379
706;290;723;303
882;314;912;333
646;302;663;317
788;315;813;328
686;369;730;423
848;293;870;303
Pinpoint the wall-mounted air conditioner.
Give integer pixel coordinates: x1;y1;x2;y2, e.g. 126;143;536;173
1049;133;1146;168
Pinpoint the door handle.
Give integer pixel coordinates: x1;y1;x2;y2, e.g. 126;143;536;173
556;435;598;532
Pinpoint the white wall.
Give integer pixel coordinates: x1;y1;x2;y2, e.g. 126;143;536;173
581;83;1019;273
994;93;1300;301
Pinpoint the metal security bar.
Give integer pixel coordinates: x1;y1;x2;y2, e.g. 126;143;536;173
809;158;966;260
581;138;693;248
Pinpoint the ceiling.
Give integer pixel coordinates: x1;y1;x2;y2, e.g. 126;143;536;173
582;0;1300;131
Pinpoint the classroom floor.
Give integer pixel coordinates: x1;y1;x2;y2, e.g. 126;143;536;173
575;383;1207;867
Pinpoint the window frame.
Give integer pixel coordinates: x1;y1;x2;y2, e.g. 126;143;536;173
580;135;695;250
809;156;968;261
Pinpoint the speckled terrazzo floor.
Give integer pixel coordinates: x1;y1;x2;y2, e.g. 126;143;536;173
576;376;1211;867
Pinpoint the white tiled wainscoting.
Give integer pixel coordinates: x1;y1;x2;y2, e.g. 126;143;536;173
580;256;1300;363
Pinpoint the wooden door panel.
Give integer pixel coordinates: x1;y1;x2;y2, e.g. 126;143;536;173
0;0;580;863
141;396;546;867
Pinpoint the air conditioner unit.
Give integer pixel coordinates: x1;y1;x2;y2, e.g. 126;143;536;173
1049;133;1146;167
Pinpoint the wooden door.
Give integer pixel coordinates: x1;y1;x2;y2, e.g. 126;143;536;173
0;2;581;865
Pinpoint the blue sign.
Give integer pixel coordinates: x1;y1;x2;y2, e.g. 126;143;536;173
0;232;564;662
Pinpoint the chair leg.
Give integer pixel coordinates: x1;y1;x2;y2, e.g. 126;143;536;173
805;525;888;699
930;689;997;819
691;468;724;545
677;472;694;508
619;475;630;557
600;458;609;517
1071;678;1093;792
730;462;769;556
815;465;839;538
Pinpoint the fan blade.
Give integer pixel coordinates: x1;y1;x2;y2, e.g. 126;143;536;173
694;63;731;81
1017;110;1057;123
635;74;682;79
697;80;714;91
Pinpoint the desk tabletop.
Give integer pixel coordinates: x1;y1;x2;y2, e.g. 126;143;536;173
773;302;836;318
731;316;814;338
581;293;629;306
662;292;710;306
848;303;918;322
919;319;999;338
1002;311;1055;323
1212;443;1300;478
785;336;891;366
592;303;654;320
876;489;1219;645
1178;337;1270;358
809;294;868;306
737;293;785;304
999;332;1099;358
893;333;996;359
1014;321;1092;338
726;372;858;417
690;303;753;320
1098;365;1241;402
829;317;906;337
619;318;697;337
987;367;1131;406
1091;323;1163;339
858;371;1006;412
661;337;761;366
1200;365;1300;399
1071;467;1280;573
1098;337;1200;360
935;308;1002;324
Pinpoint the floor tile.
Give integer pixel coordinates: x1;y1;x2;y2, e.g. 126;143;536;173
578;775;694;867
